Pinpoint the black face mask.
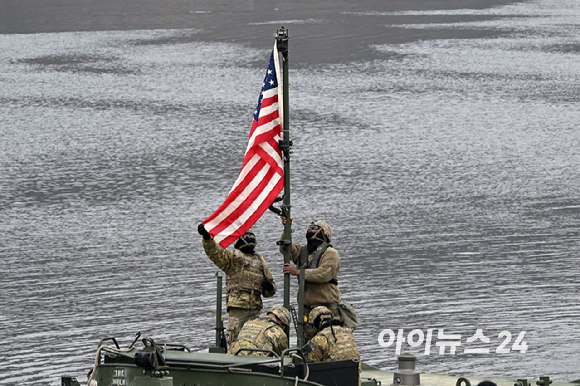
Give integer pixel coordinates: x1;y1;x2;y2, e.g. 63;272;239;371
307;237;324;253
235;234;256;253
306;225;325;252
238;245;255;254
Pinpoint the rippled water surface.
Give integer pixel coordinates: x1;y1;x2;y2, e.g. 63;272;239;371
1;0;580;384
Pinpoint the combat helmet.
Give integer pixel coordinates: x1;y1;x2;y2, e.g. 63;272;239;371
311;220;332;243
308;306;333;330
267;306;291;327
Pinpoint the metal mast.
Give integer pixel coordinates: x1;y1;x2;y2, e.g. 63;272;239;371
274;27;302;346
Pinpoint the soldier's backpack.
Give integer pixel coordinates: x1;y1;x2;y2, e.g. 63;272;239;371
337;301;358;331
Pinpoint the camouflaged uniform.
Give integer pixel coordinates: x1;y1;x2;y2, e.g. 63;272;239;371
228;315;288;357
202;238;276;345
306;324;361;384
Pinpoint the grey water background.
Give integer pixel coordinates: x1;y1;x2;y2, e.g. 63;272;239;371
2;0;580;384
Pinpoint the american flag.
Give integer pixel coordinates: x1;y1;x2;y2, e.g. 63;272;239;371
202;44;284;248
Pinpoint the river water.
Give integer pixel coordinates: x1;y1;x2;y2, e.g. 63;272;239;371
1;0;580;384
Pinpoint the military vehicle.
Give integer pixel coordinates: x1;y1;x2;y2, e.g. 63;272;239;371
61;27;561;386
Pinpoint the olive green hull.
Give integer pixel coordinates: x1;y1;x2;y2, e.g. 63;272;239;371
70;338;367;386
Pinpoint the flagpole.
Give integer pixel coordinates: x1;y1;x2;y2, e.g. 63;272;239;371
274;27;300;345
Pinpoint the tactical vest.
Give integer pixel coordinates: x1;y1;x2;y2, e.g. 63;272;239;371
317;326;360;362
226;251;266;294
299;243;338;285
228;317;280;356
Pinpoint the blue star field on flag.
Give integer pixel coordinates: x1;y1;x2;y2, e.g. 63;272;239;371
254;52;278;122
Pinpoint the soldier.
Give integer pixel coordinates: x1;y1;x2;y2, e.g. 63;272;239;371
198;224;277;346
305;306;361;384
280;218;341;340
228;305;291;357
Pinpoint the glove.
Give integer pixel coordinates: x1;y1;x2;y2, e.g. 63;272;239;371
261;279;274;292
198;224;211;240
